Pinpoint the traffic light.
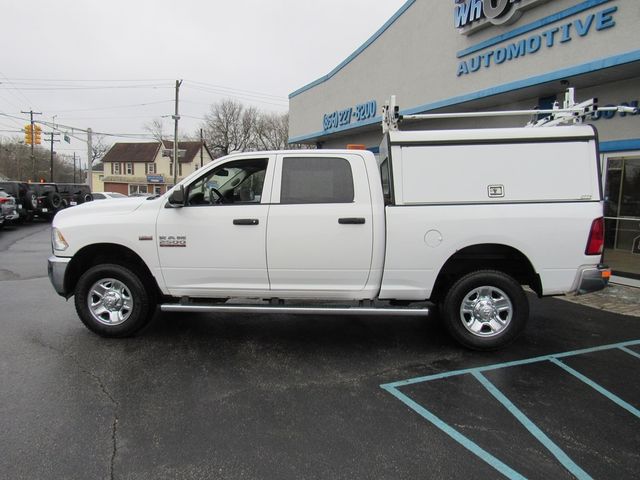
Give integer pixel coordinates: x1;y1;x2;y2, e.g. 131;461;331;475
24;124;33;145
34;124;42;145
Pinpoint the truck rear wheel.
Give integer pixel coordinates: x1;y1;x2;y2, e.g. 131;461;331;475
74;263;155;338
441;270;528;350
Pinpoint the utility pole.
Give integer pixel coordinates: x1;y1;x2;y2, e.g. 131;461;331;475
21;109;42;181
200;128;204;168
172;79;183;186
87;128;93;189
73;152;76;183
44;131;60;182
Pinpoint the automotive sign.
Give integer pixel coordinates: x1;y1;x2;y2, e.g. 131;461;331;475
455;0;552;35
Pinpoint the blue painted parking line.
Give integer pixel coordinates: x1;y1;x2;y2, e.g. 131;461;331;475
619;345;640;360
381;339;640;479
473;371;593;480
381;385;527;480
549;357;640;419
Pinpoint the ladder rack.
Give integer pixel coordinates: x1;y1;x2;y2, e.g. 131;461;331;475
382;88;638;133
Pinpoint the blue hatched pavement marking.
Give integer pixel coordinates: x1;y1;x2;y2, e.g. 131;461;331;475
381;384;527;480
619;346;640;361
549;358;640;419
473;371;593;480
380;339;640;478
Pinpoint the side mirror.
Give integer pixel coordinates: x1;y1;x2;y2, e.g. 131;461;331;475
166;185;186;208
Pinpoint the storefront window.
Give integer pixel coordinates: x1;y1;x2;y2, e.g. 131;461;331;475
603;156;640;280
129;184;148;195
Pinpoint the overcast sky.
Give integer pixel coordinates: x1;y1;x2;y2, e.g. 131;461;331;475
0;0;407;164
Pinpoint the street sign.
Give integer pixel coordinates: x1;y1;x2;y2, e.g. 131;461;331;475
162;149;186;158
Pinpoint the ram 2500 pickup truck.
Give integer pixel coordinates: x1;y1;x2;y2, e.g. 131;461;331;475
48;125;609;350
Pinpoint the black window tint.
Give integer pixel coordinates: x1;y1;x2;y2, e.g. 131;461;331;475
281;157;354;204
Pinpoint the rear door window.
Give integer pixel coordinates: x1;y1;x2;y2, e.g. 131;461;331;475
280;157;354;204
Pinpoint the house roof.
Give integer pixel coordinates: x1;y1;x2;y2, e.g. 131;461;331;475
102;142;161;163
103;141;212;163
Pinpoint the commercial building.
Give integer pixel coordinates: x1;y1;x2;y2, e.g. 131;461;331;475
289;0;640;285
98;141;214;196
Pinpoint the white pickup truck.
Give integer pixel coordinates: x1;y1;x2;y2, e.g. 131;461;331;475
48;125;609;349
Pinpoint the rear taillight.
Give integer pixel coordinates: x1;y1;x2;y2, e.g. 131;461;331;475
0;198;7;204
585;217;605;256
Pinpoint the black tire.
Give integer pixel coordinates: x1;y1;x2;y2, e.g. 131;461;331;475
84;193;93;202
26;191;37;210
440;270;528;351
74;263;156;338
46;192;62;209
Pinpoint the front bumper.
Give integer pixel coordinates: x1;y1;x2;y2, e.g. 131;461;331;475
48;255;71;297
573;264;611;295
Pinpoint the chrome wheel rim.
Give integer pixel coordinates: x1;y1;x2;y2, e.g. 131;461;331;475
460;286;513;337
87;278;133;326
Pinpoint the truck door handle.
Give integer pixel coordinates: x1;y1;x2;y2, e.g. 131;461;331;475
338;217;366;225
233;218;259;226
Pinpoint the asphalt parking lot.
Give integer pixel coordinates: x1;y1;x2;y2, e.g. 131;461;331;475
1;222;639;479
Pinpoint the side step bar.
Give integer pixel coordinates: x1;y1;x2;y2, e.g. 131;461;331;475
160;304;429;317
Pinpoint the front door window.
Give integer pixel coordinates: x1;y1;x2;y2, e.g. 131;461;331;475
186;159;268;206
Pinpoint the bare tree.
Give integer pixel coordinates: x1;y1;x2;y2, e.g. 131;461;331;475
201;99;259;157
91;134;109;166
254;112;290;150
144;118;165;142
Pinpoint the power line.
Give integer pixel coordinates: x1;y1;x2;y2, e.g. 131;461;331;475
52;100;173;113
0;84;172;91
185;79;287;101
0;71;39;111
3;77;175;82
184;89;288;108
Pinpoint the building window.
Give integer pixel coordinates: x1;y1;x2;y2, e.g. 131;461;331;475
113;163;121;175
146;163;156;174
99;175;104;181
280;157;354;204
126;162;134;175
128;184;148;195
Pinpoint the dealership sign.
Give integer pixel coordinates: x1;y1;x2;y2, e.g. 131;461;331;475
456;3;618;76
454;0;552;35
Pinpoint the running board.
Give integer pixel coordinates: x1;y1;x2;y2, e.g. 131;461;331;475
160;303;429;317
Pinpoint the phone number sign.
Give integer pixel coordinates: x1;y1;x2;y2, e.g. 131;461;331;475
323;100;377;131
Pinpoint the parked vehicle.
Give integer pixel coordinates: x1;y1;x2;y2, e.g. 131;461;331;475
47;123;610;350
0;181;38;223
31;183;63;221
0;190;19;228
57;183;93;207
128;192;154;198
92;192;127;200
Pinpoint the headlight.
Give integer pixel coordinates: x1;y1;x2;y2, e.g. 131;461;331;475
51;228;69;252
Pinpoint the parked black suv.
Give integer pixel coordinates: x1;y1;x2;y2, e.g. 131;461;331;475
0;181;38;223
31;183;64;221
57;183;93;207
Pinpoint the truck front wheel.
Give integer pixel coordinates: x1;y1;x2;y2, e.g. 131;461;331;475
441;270;528;350
74;264;155;338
